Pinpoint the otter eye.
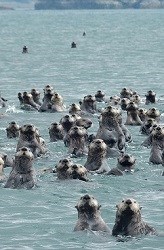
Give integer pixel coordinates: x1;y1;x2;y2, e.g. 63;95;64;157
122;200;124;203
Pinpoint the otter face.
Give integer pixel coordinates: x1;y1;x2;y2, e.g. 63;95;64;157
151;126;164;138
120;88;133;99
145;90;156;104
116;198;140;215
69;103;81;114
76;118;92;130
75;194;101;216
102;105;121;118
60;115;76;132
69;126;87;138
80;95;97;113
146;107;160;120
109;95;121;105
89;139;107;152
6;121;20;138
118;154;136;165
56;158;73;178
20;124;37;135
43;85;54;93
131;94;141;104
95;90;105;102
126;101;138;111
49;122;63;131
15;147;34;160
67;164;88;181
51;93;63;104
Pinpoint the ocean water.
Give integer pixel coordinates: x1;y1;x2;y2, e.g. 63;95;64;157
0;9;164;250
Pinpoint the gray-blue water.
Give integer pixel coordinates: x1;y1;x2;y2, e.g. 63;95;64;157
0;9;164;249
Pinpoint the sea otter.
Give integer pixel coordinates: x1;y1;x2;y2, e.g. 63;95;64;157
50;92;66;112
39;86;54;112
48;122;64;142
145;90;156;105
66;164;89;182
4;147;36;189
55;158;73;180
64;126;88;156
30;88;42;106
125;101;142;126
84;139;109;173
80;95;97;114
112;198;156;237
120;88;133;99
94;90;105;102
146;107;160;122
74;194;111;232
16;124;46;157
6;121;20;138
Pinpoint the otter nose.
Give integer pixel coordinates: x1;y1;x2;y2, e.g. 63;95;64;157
21;147;27;151
72;165;78;170
156;127;161;131
63;159;69;164
96;140;101;144
83;195;90;200
126;199;132;205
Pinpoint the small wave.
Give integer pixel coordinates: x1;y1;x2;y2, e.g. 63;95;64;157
5;105;23;114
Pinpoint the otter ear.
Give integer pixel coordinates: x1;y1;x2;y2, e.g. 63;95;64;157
75;205;79;211
140;206;142;210
98;205;101;210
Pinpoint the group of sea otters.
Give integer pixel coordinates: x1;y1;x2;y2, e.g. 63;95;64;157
0;85;163;238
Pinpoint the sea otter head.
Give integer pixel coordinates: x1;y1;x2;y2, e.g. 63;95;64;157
15;147;34;160
95;90;105;102
109;95;120;105
51;92;63;104
117;154;136;171
56;158;73;178
151;126;164;139
146;107;160;120
75;194;101;219
68;126;87;138
145;90;156;103
69;103;81;114
19;124;37;139
23;92;33;102
120;88;133;99
67;164;89;182
49;122;63;133
116;198;141;218
6;121;20;138
14;147;34;173
60;114;76;132
126;101;138;111
89;139;107;153
131;94;141;104
76;117;92;130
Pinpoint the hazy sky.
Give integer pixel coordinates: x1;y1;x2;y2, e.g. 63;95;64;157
0;0;36;9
